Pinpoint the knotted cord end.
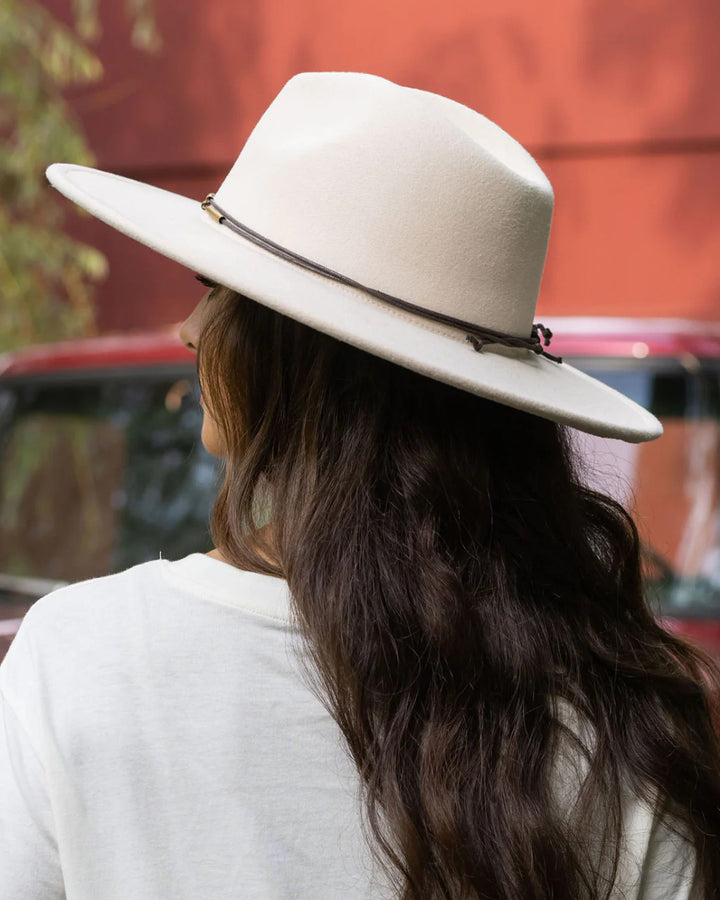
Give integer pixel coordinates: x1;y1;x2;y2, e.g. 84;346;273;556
466;323;563;363
466;334;485;352
533;323;554;346
533;323;562;362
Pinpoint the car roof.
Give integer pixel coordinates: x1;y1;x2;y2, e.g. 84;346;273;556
2;317;720;378
0;325;193;378
541;317;720;359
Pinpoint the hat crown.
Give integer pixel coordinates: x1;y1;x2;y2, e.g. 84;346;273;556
215;72;553;337
45;70;663;440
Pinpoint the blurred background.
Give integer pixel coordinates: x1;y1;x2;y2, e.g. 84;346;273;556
1;0;720;654
4;0;719;338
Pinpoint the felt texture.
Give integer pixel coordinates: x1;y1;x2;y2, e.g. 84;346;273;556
46;72;661;442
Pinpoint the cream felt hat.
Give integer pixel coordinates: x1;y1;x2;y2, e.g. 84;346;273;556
46;71;661;442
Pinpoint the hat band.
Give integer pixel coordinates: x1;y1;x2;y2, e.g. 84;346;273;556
200;193;562;364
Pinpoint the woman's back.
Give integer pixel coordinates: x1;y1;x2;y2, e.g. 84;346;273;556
0;553;700;898
0;554;389;899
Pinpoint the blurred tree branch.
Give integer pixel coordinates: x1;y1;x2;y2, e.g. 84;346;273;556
0;0;161;353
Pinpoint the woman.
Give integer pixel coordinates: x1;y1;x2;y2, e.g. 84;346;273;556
2;72;719;899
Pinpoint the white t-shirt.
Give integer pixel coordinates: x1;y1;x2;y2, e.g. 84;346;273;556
0;554;700;899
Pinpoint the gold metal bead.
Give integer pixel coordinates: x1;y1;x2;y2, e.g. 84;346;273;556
201;193;223;222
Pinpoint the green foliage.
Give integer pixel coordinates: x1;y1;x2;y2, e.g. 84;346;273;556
0;0;160;353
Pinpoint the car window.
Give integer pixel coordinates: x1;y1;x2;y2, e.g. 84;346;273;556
2;357;719;626
573;362;720;620
0;370;220;593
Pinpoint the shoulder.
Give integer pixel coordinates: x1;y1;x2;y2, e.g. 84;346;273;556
0;559;176;720
0;559;170;761
21;558;165;637
1;559;166;684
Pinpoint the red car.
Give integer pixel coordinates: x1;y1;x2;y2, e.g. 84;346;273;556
1;317;719;661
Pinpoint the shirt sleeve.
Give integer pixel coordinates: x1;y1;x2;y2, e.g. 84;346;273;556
0;685;65;899
635;802;702;900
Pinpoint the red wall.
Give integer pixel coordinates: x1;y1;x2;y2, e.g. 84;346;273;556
47;0;720;332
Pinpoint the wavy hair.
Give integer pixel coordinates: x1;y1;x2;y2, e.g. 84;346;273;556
198;284;720;899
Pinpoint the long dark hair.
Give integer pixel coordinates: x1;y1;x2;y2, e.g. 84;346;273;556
198;285;720;899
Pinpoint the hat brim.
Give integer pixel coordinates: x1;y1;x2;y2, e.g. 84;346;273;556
46;163;661;442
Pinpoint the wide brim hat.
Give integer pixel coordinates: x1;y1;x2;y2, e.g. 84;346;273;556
46;71;661;442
